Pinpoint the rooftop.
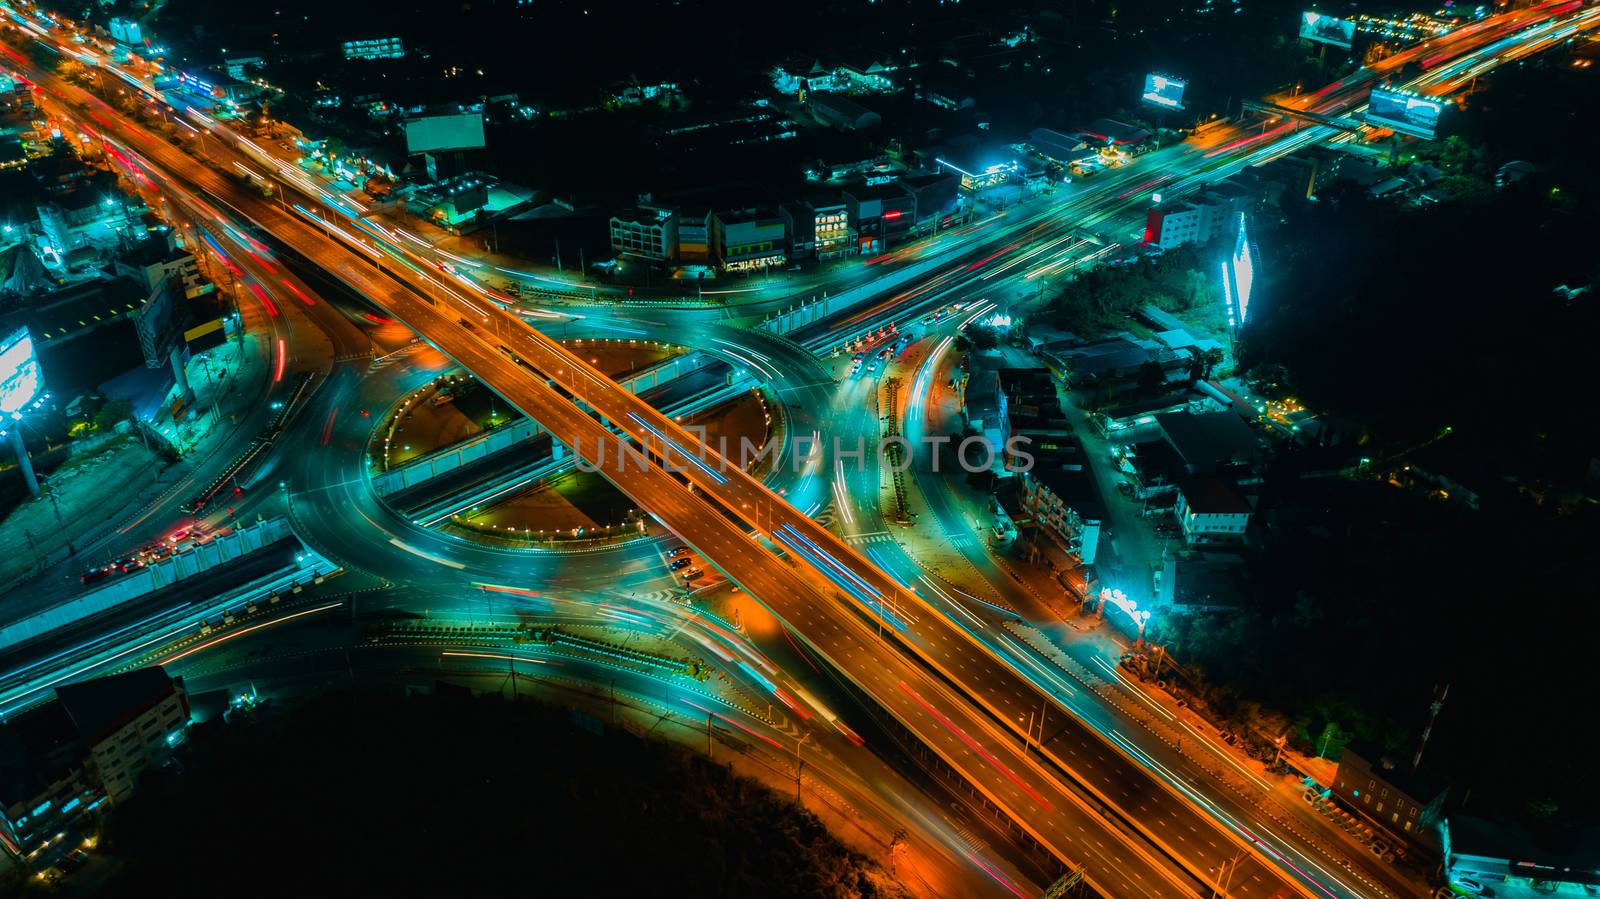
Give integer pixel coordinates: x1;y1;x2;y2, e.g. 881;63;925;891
55;666;178;747
1157;410;1259;470
1179;477;1253;515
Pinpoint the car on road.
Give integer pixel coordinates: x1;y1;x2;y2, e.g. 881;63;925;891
683;569;703;580
80;565;114;585
669;546;693;557
669;557;693;571
114;556;146;573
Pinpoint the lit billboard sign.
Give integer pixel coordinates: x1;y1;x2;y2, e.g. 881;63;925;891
1142;74;1186;110
1220;214;1256;332
1365;88;1444;139
0;327;43;415
403;112;486;155
1300;11;1356;49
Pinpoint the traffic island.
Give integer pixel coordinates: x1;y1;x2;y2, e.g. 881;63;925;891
443;389;778;549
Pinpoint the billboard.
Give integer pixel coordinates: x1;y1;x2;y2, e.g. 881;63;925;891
1221;214;1256;332
403;112;486;155
0;327;43;415
1142;74;1187;110
134;279;186;368
1299;11;1356;49
1365;87;1444;139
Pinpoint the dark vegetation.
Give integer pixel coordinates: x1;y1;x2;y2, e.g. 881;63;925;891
1045;243;1226;338
82;690;907;899
1171;56;1600;828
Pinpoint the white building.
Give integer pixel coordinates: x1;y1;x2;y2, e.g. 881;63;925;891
1175;478;1252;545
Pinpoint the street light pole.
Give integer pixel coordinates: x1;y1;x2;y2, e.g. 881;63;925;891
794;732;810;800
44;488;75;554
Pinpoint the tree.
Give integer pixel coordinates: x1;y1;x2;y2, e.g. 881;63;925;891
94;399;133;433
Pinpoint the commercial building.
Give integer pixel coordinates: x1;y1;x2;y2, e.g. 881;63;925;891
114;233;204;298
674;206;713;263
1073;119;1156;154
712;208;787;272
341;37;405;61
809;93;882;131
844;181;913;255
1143;189;1250;249
107;17;143;47
1330;741;1447;857
609;204;678;263
1155;410;1260;475
900;172;962;233
1174;477;1253;544
781;196;851;261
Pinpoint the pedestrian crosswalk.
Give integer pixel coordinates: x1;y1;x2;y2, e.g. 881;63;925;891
952;822;989;855
844;531;895;546
944;532;977;549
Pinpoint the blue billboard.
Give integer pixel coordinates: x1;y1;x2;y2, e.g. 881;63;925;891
0;327;43;416
1142;74;1187;110
1365;88;1444;139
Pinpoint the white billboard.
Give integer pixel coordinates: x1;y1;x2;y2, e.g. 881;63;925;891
404;112;486;155
1300;12;1356;49
1366;88;1444;139
1142;74;1187;110
0;327;43;415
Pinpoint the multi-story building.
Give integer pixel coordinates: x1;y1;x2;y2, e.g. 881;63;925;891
341;37;405;61
844;181;913;255
0;702;97;862
674;206;713;263
781;197;850;261
0;666;187;865
1174;477;1253;544
712;208;786;272
55;667;189;805
811;200;851;260
609;204;677;263
1143;189;1250;249
1330;741;1447;857
115;234;204;298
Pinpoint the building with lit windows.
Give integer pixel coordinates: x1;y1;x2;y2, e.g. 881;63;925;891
609;204;678;263
1331;741;1447;858
341;37;405;61
1143;189;1248;249
674;206;713;263
0;702;96;862
0;667;187;863
1174;477;1252;545
712;208;787;272
843;181;913;255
